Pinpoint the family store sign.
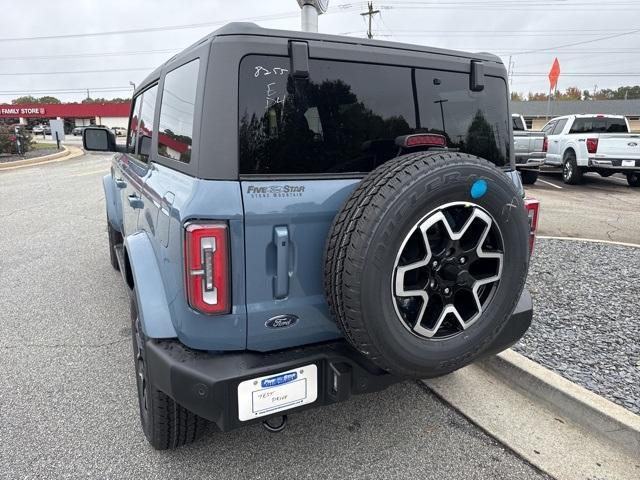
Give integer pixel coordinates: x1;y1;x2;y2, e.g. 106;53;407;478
0;107;45;115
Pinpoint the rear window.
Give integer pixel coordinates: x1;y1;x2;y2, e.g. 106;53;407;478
569;117;628;134
238;55;510;175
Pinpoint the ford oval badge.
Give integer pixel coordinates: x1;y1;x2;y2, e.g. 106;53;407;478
265;314;299;329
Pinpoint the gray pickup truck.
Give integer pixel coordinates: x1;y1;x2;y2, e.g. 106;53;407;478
513;114;546;184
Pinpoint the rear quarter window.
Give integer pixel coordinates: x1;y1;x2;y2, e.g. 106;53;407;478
238;55;510;175
158;59;199;163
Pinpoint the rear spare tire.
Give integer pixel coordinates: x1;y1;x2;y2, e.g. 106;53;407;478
324;151;529;378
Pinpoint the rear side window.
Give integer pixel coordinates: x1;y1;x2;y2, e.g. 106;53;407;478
541;121;556;135
158;59;199;163
512;116;525;131
552;118;567;135
569;117;628;134
239;56;510;175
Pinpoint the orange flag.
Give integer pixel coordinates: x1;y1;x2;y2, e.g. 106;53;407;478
548;58;561;91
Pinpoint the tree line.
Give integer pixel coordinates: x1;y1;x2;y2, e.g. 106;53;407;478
511;85;640;102
9;96;129;104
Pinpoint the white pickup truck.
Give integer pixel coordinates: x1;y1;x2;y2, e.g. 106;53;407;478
541;114;640;186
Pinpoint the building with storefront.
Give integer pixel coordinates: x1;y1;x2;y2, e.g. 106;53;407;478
511;99;640;131
0;102;131;132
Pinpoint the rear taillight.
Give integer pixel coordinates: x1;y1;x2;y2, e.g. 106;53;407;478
586;137;599;154
184;222;230;315
524;198;540;255
542;137;548;152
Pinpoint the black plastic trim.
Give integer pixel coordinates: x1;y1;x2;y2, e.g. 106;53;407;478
145;288;533;432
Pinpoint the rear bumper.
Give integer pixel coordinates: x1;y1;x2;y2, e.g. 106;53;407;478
515;154;545;169
146;289;533;431
589;158;640;170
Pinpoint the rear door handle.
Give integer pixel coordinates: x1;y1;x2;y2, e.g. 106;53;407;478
127;194;144;209
115;178;126;188
273;226;290;299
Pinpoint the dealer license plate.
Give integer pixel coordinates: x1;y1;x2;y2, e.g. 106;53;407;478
622;160;636;167
237;364;318;421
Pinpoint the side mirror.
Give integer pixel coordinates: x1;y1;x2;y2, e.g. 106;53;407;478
83;127;117;152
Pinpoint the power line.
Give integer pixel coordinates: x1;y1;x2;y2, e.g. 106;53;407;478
0;67;153;76
0;48;179;62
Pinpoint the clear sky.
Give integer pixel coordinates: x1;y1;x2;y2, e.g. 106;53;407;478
1;0;638;103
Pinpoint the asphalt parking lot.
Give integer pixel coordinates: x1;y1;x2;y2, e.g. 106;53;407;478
0;153;549;479
525;170;640;244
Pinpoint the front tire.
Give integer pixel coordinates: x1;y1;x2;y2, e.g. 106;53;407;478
627;172;640;187
130;296;209;450
562;151;583;184
520;169;539;185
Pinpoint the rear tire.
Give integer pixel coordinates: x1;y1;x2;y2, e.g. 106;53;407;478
130;296;209;450
627;172;640;187
520;170;539;185
108;224;122;271
562;151;583;184
324;152;529;378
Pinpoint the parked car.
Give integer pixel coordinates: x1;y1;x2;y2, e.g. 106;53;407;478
32;125;44;135
111;126;126;137
44;125;51;135
541;114;640;186
512;114;546;185
73;126;88;136
83;22;539;450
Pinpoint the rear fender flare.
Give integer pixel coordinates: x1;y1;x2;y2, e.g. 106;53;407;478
124;232;177;339
102;174;122;232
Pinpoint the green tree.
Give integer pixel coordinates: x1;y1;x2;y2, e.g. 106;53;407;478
37;96;61;104
11;96;38;104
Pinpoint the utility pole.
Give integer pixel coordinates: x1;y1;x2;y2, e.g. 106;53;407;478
86;88;90;100
360;2;380;39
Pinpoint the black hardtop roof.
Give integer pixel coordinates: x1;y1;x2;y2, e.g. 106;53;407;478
135;22;503;95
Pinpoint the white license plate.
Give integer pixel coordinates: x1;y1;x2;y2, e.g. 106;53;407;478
622;160;636;167
237;364;318;421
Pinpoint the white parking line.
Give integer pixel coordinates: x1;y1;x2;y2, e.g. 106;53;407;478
538;179;563;189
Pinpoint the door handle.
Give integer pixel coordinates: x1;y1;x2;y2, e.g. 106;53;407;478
115;178;127;189
127;194;144;209
553;140;559;143
273;226;290;299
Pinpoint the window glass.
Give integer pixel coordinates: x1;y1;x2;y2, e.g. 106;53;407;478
127;96;140;153
569;117;628;134
239;56;416;175
136;85;158;163
158;59;199;163
512;116;526;131
416;70;510;165
541;121;556;135
552;118;567;135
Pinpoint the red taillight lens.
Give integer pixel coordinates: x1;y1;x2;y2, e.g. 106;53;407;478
524;198;540;255
586;137;598;154
542;137;548;152
184;222;230;315
402;134;447;148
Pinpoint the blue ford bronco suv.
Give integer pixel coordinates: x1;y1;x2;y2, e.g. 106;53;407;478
83;23;540;450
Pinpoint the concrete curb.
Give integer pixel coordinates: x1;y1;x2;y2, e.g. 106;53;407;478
482;349;640;457
538;234;640;249
0;145;84;171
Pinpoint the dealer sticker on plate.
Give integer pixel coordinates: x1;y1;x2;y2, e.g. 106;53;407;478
237;364;318;421
622;160;636;167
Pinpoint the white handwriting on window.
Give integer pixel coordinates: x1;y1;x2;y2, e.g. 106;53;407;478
254;66;289;77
